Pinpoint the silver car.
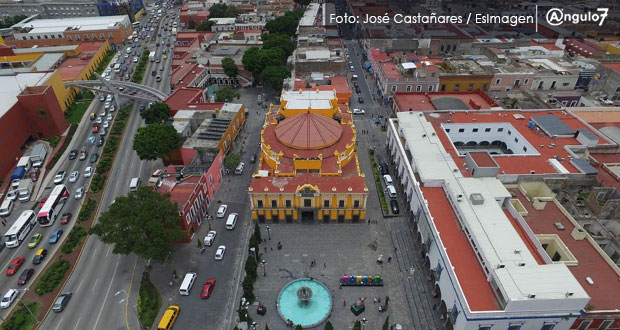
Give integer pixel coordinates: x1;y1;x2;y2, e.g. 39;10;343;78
74;187;84;200
69;170;79;183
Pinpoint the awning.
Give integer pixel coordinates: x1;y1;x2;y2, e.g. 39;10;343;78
363;61;371;69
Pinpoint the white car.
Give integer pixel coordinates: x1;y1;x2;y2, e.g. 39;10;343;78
84;166;93;178
54;171;66;184
204;231;216;246
0;289;18;309
106;114;113;121
104;102;111;110
99;110;106;117
215;245;226;260
96;117;103;124
74;186;84;200
216;205;228;218
109;105;116;112
133;57;139;63
103;121;110;129
106;94;113;102
69;170;79;183
6;190;17;201
352;108;365;114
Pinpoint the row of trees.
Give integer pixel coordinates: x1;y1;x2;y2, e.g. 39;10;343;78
0;14;26;28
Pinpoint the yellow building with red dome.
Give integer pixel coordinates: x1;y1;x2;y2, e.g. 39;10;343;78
248;89;368;223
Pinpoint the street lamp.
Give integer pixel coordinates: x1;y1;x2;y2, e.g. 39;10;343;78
361;318;368;330
14;289;37;324
261;259;267;276
250;247;257;261
265;225;271;240
116;290;145;330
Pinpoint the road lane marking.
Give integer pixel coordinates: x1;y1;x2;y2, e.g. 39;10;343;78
52;317;65;330
106;246;112;257
93;255;121;330
72;317;81;330
92;277;99;292
75;277;85;293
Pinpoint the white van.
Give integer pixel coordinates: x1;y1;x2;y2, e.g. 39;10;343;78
179;272;196;296
386;185;397;198
226;213;238;230
0;199;14;217
129;177;141;192
383;174;393;186
235;162;245;175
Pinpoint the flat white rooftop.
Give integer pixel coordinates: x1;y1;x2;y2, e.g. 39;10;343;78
17;15;129;34
300;3;320;26
282;90;335;110
0;72;54;117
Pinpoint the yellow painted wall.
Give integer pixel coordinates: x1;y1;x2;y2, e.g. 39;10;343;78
439;75;491;92
216;105;246;152
598;43;620;55
45;71;73;112
0;35;4;45
0;53;43;64
134;8;146;21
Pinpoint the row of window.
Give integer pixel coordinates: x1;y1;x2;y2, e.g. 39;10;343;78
480;320;613;330
446;127;506;134
442;83;487;92
255;198;361;208
22;32;114;41
495;78;529;87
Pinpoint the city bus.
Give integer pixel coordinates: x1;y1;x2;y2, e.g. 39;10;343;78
132;21;140;29
37;185;68;227
4;210;36;248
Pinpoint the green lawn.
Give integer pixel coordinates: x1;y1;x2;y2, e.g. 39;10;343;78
66;101;91;124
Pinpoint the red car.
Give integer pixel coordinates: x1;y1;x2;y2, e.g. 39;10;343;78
38;198;48;209
92;124;100;134
60;212;72;225
6;256;25;276
30;169;40;182
200;278;216;299
17;268;35;286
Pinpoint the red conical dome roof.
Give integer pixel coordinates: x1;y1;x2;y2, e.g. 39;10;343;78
275;112;343;149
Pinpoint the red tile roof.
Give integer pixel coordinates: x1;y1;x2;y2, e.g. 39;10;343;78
275;112;343;149
469;151;497;168
159;175;202;210
394;91;497;112
511;188;620;311
421;187;501;311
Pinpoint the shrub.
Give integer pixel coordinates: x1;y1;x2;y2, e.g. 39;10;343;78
35;259;70;295
242;276;255;303
47;124;78;170
382;316;390;330
96;155;112;174
137;271;162;328
61;226;87;254
89;174;106;193
43;135;61;148
78;198;96;221
103;136;119;155
1;302;40;330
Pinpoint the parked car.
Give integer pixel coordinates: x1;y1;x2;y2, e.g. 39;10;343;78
68;149;78;160
6;190;17;201
216;205;228;218
49;229;64;244
249;154;256;163
6;256;24;276
53;292;72;312
0;289;18;309
92;124;100;134
215;245;226;260
200;278;216;299
29;168;40;182
60;212;72;225
358;96;364;103
204;231;216;247
390;199;399;214
17;269;35;286
54;171;66;184
352;108;365;114
27;233;42;249
33;249;48;265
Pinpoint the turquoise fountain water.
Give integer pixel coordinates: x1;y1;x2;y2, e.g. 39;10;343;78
277;278;332;328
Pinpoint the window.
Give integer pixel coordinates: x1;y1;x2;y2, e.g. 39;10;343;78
458;128;465;133
37;35;41;39
354;200;360;208
485;128;491;132
257;200;263;208
550;81;557;89
441;84;446;91
497;128;503;132
508;324;522;330
100;33;105;39
50;34;55;39
472;128;478;132
428;85;434;92
514;137;518;143
185;214;191;224
454;84;460;91
208;175;213;185
75;35;80;41
514;79;520;87
108;32;113;39
562;82;570;87
84;34;88;40
468;84;474;91
406;85;412;92
495;78;501;84
391;85;397;93
304;199;311;207
576;321;591;330
416;85;422;92
323;200;330;208
271;200;277;208
508;130;512;135
523;147;527;152
541;323;556;330
524;79;529;85
92;33;97;40
339;200;345;208
479;326;492;330
67;35;72;41
598;320;612;330
445;129;450;133
285;200;291;207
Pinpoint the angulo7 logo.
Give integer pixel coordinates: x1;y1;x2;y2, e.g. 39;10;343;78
546;8;609;26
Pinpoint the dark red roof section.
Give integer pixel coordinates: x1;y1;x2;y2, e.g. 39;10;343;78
469;151;498;168
275;112;343;149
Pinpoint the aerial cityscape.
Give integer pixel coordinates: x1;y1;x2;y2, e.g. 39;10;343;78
0;0;618;329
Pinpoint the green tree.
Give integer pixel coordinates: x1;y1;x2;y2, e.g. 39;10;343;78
285;9;305;22
222;57;238;77
265;326;270;330
242;47;264;77
324;321;334;330
382;316;390;330
91;187;185;260
215;87;240;102
261;47;286;67
294;0;311;5
188;19;196;29
262;65;291;89
262;33;295;58
265;15;298;36
0;14;27;28
224;153;241;170
295;325;303;330
140;102;170;124
133;124;180;161
353;320;362;330
208;4;240;18
196;20;213;31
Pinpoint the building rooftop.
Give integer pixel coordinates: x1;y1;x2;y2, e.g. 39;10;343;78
158;175;202;210
56;41;106;80
393;91;498;112
511;188;620;311
0;71;54;117
282;90;336;110
182;104;243;150
299;3;320;27
15;15;129;34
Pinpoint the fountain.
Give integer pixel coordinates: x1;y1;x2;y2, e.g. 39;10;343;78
277;278;332;328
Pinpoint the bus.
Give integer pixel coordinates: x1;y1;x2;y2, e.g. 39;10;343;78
132;21;140;28
4;210;36;248
37;185;68;227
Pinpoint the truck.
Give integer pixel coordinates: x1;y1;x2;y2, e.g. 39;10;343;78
10;167;26;182
16;156;31;172
149;51;156;62
30;144;47;168
17;179;33;202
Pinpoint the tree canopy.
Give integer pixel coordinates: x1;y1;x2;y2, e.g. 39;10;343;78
265;15;298;36
324;321;334;330
224;153;241;170
262;65;291;89
262;33;295;58
133;124;180;161
188;19;196;29
208;4;240;18
140;102;170;124
294;0;312;5
91;187;185;260
215;87;240;102
0;14;27;29
222;57;238;77
196;20;213;32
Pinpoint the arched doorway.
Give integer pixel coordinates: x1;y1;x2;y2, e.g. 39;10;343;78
465;141;477;146
433;284;441;299
479;140;490;146
453;141;464;146
440;300;448;321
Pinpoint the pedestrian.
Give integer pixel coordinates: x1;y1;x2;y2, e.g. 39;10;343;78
343;300;346;306
394;247;398;252
323;262;326;269
387;257;392;262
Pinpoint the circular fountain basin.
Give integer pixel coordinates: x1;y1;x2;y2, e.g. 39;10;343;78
277;278;332;328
